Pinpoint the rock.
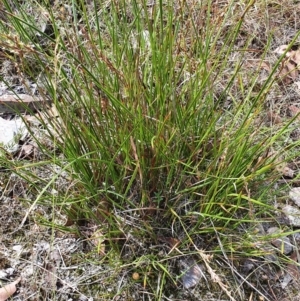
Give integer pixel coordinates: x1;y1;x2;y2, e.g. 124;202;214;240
289;187;300;207
293;232;300;244
282;205;300;227
179;258;204;290
0;117;28;154
273;236;292;254
0;270;8;279
182;263;204;289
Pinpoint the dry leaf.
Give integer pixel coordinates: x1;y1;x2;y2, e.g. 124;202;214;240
44;249;61;289
290;49;300;66
90;229;106;255
245;60;271;72
260;61;271;72
294;81;300;90
64;204;79;226
266;112;282;124
274;45;300;84
0;277;21;301
288;105;300;120
277;60;298;84
287;250;300;278
274;45;291;56
281;250;300;289
17;144;35;159
276;164;295;178
157;236;180;248
44;263;57;289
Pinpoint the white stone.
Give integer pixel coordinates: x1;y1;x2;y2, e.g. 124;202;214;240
282;205;300;226
0;117;28;153
289;187;300;207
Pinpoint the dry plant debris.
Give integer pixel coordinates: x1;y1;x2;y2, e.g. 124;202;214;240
0;277;21;301
0;94;49;113
274;45;300;85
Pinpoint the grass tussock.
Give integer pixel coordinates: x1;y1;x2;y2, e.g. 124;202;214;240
1;0;300;299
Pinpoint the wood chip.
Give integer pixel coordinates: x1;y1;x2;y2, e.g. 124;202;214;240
0;94;50;113
0;277;21;301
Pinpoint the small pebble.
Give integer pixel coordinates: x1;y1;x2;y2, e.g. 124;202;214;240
132;272;140;280
182;264;203;289
289;187;300;207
